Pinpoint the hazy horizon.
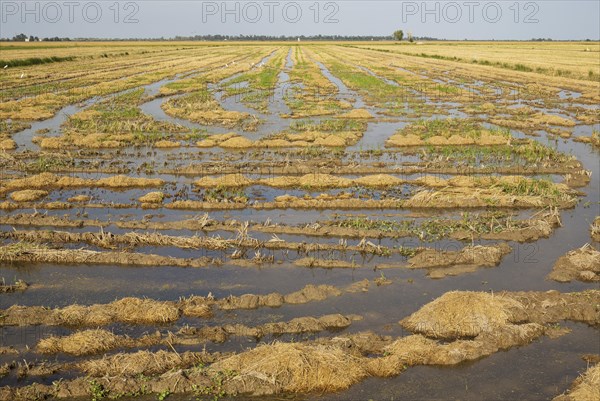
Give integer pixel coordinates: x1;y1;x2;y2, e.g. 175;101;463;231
1;1;599;41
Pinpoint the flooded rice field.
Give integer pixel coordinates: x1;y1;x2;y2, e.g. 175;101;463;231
0;42;599;401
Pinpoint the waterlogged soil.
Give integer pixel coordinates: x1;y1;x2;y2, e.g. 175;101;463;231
0;44;599;401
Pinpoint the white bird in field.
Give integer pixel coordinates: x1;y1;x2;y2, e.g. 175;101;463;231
20;73;24;78
3;65;7;69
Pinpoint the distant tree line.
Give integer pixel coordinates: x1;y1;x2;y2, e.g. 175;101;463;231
0;33;447;42
172;34;399;41
0;33;71;42
1;33;592;42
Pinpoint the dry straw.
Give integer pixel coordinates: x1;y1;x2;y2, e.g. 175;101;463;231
213;342;368;393
401;291;524;339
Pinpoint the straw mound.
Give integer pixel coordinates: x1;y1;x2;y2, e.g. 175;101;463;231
38;329;122;356
284;284;342;304
38;137;64;149
369;322;545;376
402;186;574;209
212;342;368;393
409;244;511;269
0;279;28;294
504;290;600;325
111;297;180;324
366;335;445;376
154;140;180;148
70;109;99;120
0;242;211;268
314;135;347;147
285;131;318;142
0;305;53;326
574;134;600;149
401;291;524;339
0;201;16;210
220;293;280;310
253;174;400;189
0;139;17;150
592;217;600;242
2;172;90;191
167;200;205;209
258;176;299;188
548;244;600;283
55;297;181;326
194;174;253;188
220;136;254;149
1;364;211;400
386;133;424;147
79;350;210;377
71;134;124;149
259;139;293;148
218;284;340;310
295;258;355;269
553;365;600;401
448;176;477;187
138;191;165;204
479;131;508;145
55;176;91;187
477;322;547;350
56;304;114;326
270;130;361;148
274;194;299;203
339;109;373;119
218;314;353;339
67;195;91;203
216;132;240;141
446;135;474;145
196;138;216;148
480;102;496;112
352;174;403;187
96;175;164;188
416;175;448;188
425;136;449;145
179;296;213;318
385;335;449;365
331;331;393;354
298;174;353;189
9;190;48;202
535;113;576;127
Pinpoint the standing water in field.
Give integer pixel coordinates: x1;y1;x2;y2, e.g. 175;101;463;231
0;43;598;401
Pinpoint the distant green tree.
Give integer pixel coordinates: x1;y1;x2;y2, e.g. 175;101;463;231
393;30;404;41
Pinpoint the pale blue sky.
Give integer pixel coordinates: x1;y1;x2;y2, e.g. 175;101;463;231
1;1;598;40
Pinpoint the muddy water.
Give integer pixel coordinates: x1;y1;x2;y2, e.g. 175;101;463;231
1;46;599;400
317;322;599;401
12;102;91;150
314;60;365;109
140;51;279;137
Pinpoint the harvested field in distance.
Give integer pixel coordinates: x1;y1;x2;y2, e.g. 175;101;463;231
0;40;599;401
